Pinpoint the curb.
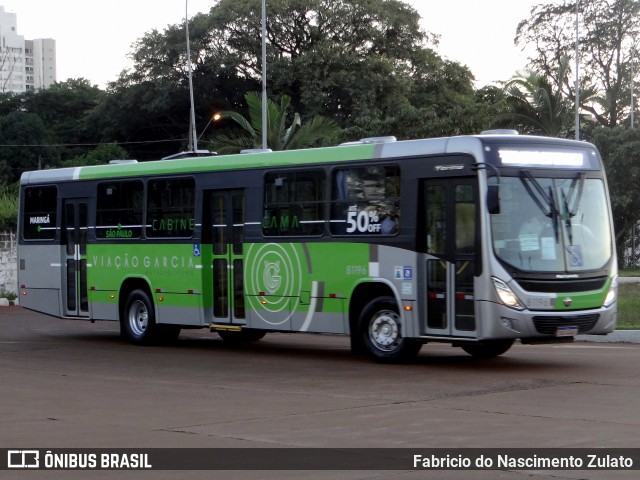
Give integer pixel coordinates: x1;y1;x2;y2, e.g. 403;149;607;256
576;330;640;344
577;276;640;343
618;276;640;284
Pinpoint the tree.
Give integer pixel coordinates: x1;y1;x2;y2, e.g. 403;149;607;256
0;111;58;184
0;79;107;168
516;0;640;128
23;79;107;158
503;57;598;136
98;10;259;160
108;0;488;151
208;0;489;140
210;91;340;153
61;143;129;168
591;126;640;257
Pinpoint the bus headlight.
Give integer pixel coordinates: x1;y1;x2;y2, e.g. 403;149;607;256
603;275;618;308
492;277;524;310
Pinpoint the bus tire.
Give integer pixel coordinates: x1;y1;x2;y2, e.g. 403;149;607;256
359;296;421;363
122;289;158;345
218;329;266;344
460;339;514;358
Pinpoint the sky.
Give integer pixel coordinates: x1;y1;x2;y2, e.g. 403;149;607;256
1;0;550;89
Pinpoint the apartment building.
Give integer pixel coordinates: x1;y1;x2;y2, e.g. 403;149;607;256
25;38;57;91
0;5;56;93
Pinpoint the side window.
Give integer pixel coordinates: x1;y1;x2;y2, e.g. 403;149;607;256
146;178;195;238
455;184;476;253
22;186;57;240
262;170;325;236
330;165;400;235
96;181;143;239
425;185;446;254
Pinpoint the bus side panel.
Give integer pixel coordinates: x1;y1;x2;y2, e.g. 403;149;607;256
243;242;414;335
18;243;63;318
86;243;205;326
244;242;356;333
154;295;204;326
89;290;119;321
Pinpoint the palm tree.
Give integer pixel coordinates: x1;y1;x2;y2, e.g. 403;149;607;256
208;92;341;154
503;57;598;137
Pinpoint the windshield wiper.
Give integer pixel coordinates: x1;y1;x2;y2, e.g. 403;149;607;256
560;173;585;246
561;190;573;245
519;170;560;242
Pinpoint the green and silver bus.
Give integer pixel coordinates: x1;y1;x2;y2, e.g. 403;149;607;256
17;132;617;361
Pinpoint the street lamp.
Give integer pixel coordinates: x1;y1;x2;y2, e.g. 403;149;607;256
197;113;221;142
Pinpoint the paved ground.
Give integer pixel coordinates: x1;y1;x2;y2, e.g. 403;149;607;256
1;307;640;480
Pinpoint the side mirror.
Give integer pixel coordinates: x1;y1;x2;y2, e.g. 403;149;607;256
487;185;500;214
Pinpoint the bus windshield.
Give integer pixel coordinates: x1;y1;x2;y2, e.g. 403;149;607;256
490;174;612;272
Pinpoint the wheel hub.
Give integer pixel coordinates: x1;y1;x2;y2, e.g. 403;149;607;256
129;300;148;336
369;310;400;349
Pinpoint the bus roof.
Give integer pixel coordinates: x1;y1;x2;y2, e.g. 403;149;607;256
20;134;596;185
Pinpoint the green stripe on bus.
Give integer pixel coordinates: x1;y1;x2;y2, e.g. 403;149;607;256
553;289;608;310
78;145;378;180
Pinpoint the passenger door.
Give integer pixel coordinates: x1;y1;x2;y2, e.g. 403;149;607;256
62;198;89;317
422;179;477;337
206;189;246;324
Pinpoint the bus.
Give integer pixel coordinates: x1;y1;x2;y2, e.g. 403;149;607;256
17;132;617;362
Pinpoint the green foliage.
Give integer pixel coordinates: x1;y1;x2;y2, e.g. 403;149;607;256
0;184;18;231
0;79;108;178
0;111;59;184
516;0;640;128
210;91;340;153
100;9;258;160
157;0;492;142
62;143;129;167
22;79;106;145
503;58;583;137
591;126;640;256
616;283;640;329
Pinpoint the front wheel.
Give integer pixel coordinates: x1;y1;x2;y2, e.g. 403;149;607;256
460;339;514;358
359;296;421;363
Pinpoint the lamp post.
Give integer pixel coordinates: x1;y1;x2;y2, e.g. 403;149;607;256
575;0;580;140
632;44;635;128
261;0;267;150
186;0;198;152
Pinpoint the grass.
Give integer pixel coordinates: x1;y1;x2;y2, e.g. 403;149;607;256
616;282;640;330
0;185;17;231
0;290;16;301
620;268;640;277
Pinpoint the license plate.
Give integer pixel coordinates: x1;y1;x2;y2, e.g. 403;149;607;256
556;326;578;337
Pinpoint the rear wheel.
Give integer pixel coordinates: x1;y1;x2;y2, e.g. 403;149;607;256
460;339;514;358
122;289;159;345
359;296;421;363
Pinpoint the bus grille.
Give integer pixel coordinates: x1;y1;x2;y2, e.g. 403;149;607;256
532;314;600;335
516;277;607;293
